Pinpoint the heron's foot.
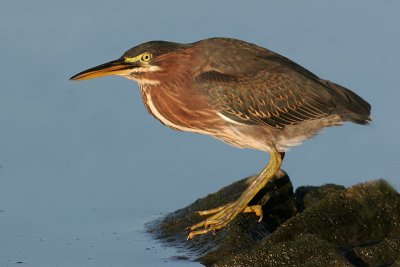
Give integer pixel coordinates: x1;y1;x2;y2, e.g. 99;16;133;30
187;202;263;239
187;150;283;240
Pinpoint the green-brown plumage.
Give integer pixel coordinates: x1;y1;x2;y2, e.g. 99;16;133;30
193;38;371;129
70;37;371;239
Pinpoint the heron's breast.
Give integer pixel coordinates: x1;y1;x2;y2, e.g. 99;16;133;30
140;85;223;135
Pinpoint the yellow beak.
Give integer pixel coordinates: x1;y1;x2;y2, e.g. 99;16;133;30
70;59;136;81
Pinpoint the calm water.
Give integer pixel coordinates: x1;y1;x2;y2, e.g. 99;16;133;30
1;1;399;266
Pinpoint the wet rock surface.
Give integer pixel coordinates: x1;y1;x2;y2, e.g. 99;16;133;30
147;172;400;266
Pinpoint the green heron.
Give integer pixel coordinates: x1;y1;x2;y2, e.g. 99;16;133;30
70;37;371;239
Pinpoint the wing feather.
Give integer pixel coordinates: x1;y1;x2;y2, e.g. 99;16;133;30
195;70;337;129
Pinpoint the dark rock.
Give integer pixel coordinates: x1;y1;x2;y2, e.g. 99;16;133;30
147;170;297;265
295;184;345;210
147;174;400;267
352;238;400;266
215;234;352;267
263;179;400;248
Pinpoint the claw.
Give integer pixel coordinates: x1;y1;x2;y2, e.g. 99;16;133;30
243;205;263;222
187;227;213;240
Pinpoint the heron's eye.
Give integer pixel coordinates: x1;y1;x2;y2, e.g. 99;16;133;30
141;52;152;62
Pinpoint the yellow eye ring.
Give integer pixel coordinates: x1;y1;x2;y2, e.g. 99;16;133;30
141;52;152;62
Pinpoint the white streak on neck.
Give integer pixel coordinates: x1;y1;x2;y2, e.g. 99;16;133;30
122;75;160;86
128;65;162;73
136;79;160;86
119;66;163;85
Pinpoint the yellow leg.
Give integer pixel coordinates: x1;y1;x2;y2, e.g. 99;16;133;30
194;204;263;221
187;149;283;240
196;203;233;216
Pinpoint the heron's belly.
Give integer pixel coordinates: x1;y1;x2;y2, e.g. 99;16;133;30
214;115;343;152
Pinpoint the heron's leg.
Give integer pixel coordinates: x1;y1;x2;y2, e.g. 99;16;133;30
187;149;283;239
195;203;233;216
196;203;262;218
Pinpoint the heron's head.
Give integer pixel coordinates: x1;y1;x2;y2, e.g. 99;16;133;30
70;41;190;85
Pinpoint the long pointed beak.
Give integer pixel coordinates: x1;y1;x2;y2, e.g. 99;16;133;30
70;59;135;81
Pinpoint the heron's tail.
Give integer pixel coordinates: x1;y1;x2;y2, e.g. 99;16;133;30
324;80;372;125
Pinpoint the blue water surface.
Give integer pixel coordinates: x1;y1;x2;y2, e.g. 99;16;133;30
0;1;399;266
